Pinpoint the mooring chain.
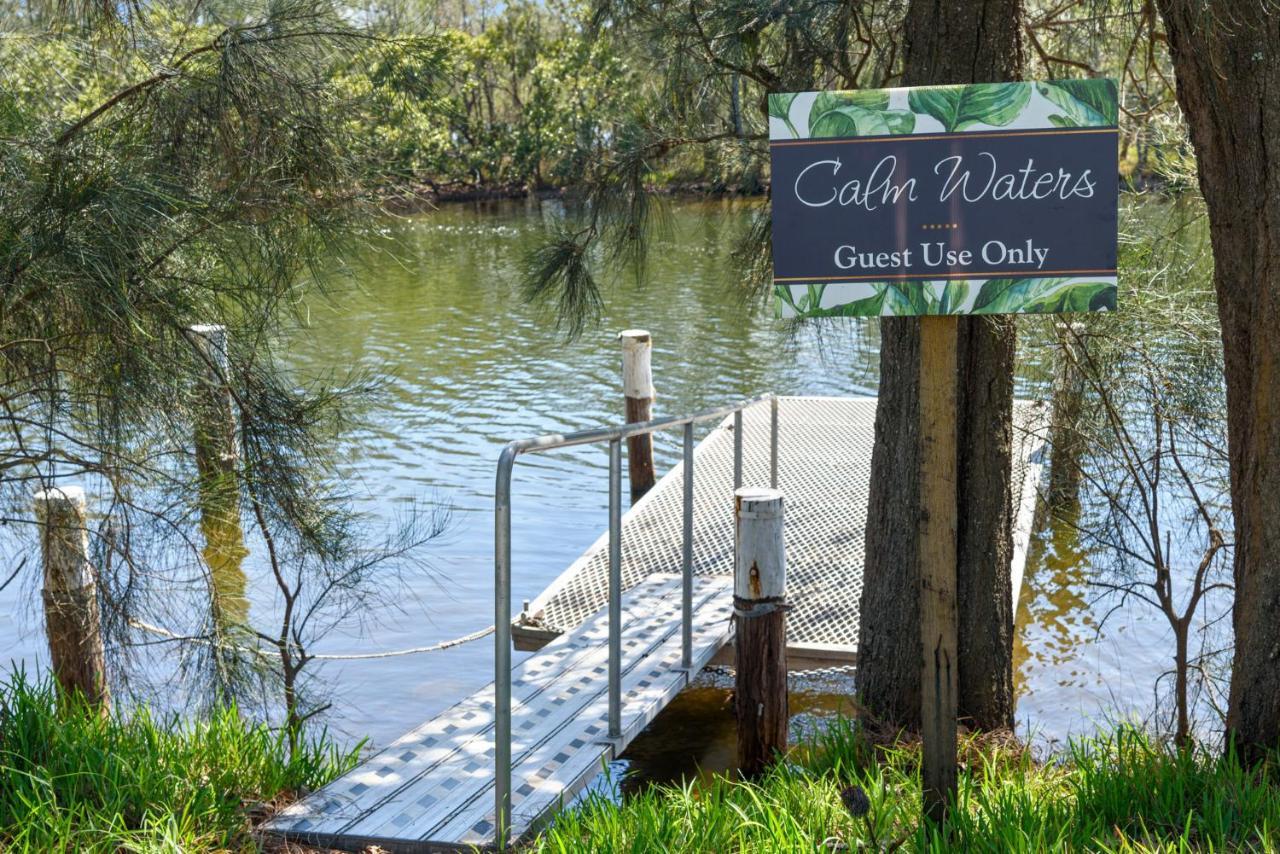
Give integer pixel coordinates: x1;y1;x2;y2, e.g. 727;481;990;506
731;595;791;620
128;617;495;659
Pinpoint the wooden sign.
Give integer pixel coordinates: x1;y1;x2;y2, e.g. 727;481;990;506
769;80;1118;318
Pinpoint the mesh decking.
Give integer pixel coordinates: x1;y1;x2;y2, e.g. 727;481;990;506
517;396;1042;653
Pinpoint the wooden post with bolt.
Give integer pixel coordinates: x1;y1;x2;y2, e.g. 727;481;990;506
733;487;787;777
34;486;110;711
919;316;959;824
619;329;656;503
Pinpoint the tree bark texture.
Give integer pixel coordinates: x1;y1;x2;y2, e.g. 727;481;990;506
1154;0;1280;764
857;0;1023;733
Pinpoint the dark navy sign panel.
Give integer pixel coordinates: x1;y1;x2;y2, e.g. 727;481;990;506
771;127;1118;283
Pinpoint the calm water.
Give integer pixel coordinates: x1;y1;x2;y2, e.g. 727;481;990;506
271;197;878;754
0;197;1227;773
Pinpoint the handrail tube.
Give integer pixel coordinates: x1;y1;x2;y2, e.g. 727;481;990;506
499;394;775;458
681;422;694;668
493;445;517;849
607;439;622;739
733;410;743;489
492;392;777;848
770;397;780;489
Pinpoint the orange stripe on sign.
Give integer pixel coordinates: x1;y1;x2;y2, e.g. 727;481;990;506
774;269;1117;283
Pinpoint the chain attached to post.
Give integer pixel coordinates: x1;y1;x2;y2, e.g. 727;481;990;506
732;596;790;619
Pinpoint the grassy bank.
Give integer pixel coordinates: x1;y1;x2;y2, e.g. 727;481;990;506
534;719;1280;853
3;673;1276;853
0;674;359;853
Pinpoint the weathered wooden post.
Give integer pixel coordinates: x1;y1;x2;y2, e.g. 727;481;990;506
34;486;110;710
918;317;959;824
186;324;248;628
188;324;238;484
619;330;656;503
733;487;787;777
1048;321;1088;510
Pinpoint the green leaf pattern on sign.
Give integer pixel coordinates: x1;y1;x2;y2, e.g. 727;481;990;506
778;79;1115;138
776;279;1116;318
767;92;797;120
811;91;890;114
767;92;800;138
807;91;915;138
907;82;1031;131
1036;79;1118;127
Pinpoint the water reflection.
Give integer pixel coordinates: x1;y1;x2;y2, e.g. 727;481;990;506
616;669;859;794
1016;501;1091;682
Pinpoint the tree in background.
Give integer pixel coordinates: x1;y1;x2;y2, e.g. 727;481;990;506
334;0;641;196
1154;0;1280;764
0;0;445;737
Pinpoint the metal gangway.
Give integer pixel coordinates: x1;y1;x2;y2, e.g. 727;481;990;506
266;395;784;852
264;395;1045;852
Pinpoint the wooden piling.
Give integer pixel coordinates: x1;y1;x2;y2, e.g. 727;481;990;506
186;324;248;629
918;316;959;824
619;330;656;503
733;487;787;777
1048;321;1088;510
188;324;239;485
34;486;109;710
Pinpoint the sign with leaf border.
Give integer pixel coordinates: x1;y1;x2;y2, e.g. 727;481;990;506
769;80;1119;318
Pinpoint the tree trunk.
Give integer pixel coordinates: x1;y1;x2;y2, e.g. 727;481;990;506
1154;0;1280;765
857;0;1023;733
1174;620;1190;750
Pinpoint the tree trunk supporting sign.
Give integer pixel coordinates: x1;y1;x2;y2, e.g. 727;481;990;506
733;487;787;777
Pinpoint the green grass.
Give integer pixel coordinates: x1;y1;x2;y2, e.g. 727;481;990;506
0;673;360;853
533;719;1280;853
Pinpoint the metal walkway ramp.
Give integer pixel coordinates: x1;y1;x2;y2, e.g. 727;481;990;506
265;574;733;852
515;397;1043;666
265;395;1045;852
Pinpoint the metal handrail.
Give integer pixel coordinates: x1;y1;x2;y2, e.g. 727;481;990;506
493;393;780;846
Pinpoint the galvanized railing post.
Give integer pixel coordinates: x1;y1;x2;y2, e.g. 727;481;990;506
733;409;743;489
607;438;622;740
494;445;517;849
681;421;694;669
770;396;779;489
